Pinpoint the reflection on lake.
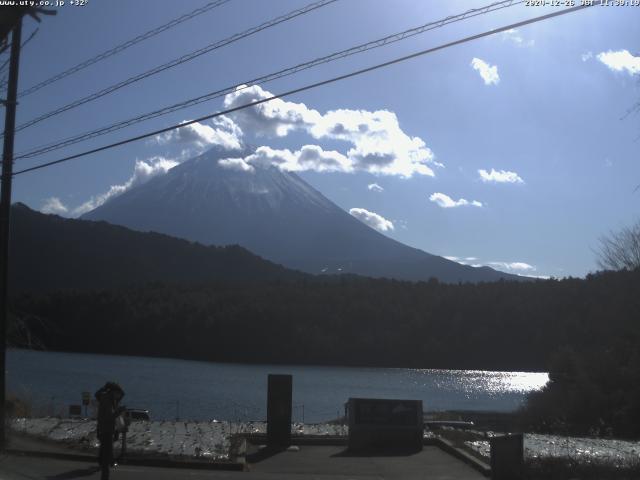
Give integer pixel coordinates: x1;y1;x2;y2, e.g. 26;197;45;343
8;349;548;422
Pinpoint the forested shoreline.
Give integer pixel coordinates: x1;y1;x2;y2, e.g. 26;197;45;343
10;267;640;436
10;268;638;371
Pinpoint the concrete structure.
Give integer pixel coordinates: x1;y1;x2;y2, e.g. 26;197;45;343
490;433;523;480
347;398;423;452
266;374;292;448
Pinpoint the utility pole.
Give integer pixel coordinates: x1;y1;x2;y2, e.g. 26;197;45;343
0;17;23;450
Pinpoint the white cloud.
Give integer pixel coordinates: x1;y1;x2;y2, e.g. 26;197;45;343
155;116;243;150
488;261;535;272
470;58;500;85
73;157;178;216
218;157;255;172
41;197;69;215
596;50;640;75
581;51;593;62
429;192;483;208
368;183;384;192
489;261;548;278
237;145;352;173
349;208;394;232
445;255;543;276
502;29;534;47
444;255;479;265
223;85;321;137
223;85;440;177
478;168;524;184
226;139;434;176
310;108;439;177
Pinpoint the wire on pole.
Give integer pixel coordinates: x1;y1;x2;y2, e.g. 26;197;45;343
12;3;594;177
9;0;339;135
14;0;524;161
0;17;23;451
18;0;232;98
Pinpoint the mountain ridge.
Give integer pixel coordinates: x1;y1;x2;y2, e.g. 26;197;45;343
8;202;306;293
81;148;524;283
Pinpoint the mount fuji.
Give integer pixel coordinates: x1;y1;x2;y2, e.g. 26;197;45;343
82;147;522;283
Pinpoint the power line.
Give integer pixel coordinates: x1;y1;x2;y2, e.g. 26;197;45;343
10;0;338;135
12;3;593;177
15;0;521;159
17;0;231;98
15;0;523;161
0;27;38;89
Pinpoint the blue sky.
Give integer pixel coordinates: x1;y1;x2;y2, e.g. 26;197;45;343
4;0;640;278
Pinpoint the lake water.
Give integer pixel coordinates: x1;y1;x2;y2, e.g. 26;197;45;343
7;349;548;423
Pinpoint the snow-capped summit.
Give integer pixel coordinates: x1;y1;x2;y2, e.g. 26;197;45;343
83;148;520;282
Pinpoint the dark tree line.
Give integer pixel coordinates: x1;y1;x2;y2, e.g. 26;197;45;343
11;268;640;436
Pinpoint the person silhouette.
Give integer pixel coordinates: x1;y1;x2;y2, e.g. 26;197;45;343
95;382;125;480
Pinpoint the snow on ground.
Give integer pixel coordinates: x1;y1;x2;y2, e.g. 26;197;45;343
465;433;640;466
14;417;638;465
10;418;347;460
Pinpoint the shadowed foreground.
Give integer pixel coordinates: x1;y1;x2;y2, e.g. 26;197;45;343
0;447;485;480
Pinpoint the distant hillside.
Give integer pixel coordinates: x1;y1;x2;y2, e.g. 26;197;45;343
8;203;305;293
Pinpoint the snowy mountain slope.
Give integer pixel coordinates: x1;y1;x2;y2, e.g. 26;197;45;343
83;148;522;283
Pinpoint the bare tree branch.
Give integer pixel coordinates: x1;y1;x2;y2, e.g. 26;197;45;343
597;220;640;271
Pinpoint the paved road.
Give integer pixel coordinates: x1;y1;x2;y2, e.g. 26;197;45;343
0;446;486;480
0;456;378;480
247;445;486;479
0;455;243;480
